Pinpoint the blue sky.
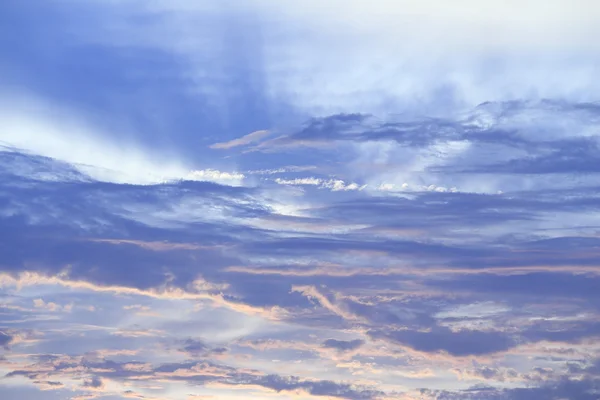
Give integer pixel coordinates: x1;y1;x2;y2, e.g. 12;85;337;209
1;1;600;399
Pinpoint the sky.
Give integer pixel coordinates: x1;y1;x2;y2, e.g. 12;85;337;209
1;1;600;399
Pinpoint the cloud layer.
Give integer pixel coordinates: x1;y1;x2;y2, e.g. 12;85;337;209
1;1;600;399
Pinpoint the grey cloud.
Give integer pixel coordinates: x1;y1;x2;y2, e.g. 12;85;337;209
369;326;516;356
449;138;600;174
431;273;600;303
243;374;383;400
430;377;600;400
260;100;600;152
568;359;600;376
467;366;519;381
179;339;230;357
83;376;103;388
0;331;13;348
6;354;383;400
182;339;208;355
322;339;365;351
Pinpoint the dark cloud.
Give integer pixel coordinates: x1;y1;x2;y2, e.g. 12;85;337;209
181;339;208;356
524;321;600;343
322;339;365;351
246;374;383;400
568;359;600;376
430;377;600;400
209;347;228;355
262;100;600;153
431;273;600;301
82;376;103;388
468;366;519;381
314;193;540;233
450;138;600;174
240;235;490;262
0;331;13;348
369;326;516;356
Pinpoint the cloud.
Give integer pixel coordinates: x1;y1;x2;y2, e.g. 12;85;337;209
0;331;13;348
33;380;65;391
185;170;246;185
234;1;600;116
180;339;208;356
322;339;365;352
33;298;72;313
83;376;105;390
210;130;271;149
291;285;361;322
2;2;600;399
5;352;385;400
428;377;600;400
369;326;517;357
275;177;365;191
250;101;600;194
0;95;246;186
27;0;598;124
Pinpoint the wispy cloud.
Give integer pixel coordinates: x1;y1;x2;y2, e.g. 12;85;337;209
210;130;271;149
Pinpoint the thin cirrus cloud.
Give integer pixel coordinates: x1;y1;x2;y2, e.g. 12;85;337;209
1;1;600;400
210;130;272;150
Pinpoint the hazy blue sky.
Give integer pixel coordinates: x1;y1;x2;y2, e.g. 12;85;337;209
1;1;600;399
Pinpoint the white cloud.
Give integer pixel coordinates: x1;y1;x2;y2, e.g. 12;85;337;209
274;178;321;186
33;298;62;312
185;170;245;185
252;0;600;115
274;177;365;192
246;166;317;175
76;0;600;117
0;94;245;186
